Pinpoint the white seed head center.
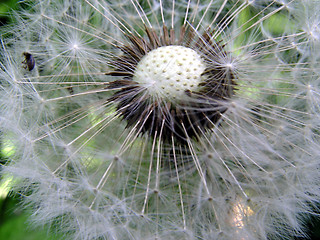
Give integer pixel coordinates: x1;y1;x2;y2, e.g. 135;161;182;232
133;45;206;99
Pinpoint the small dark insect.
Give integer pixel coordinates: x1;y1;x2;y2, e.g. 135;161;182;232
22;52;35;71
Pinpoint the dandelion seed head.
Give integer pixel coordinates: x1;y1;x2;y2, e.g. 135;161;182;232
1;0;320;240
106;24;236;143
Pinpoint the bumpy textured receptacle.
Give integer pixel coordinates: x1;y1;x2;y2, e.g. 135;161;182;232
133;45;206;99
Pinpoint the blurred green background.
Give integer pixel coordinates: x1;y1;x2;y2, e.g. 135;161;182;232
0;0;18;26
0;1;320;239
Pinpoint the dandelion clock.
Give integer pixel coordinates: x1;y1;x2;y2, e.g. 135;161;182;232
1;0;320;239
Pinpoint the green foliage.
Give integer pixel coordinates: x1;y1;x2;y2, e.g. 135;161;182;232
0;0;18;17
0;195;64;240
